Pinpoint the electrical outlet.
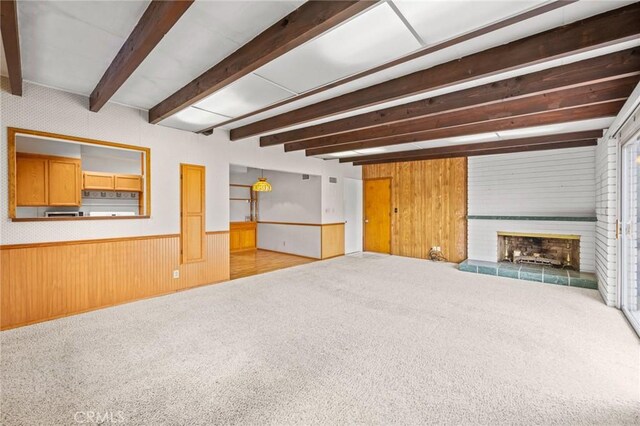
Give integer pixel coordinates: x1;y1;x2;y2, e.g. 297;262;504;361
173;270;180;279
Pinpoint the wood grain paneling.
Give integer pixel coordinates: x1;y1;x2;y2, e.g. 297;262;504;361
181;164;205;263
0;233;229;330
321;223;345;259
363;158;467;263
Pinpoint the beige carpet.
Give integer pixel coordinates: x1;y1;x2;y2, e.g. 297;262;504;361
1;254;639;425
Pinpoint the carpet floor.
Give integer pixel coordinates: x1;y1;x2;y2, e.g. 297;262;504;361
2;254;639;425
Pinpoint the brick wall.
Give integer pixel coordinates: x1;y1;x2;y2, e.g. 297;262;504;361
595;136;618;306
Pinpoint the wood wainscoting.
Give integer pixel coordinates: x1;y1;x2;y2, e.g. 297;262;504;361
321;223;345;259
0;231;229;330
363;158;467;263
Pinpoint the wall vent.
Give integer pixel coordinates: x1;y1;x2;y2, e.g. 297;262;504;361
329;177;337;183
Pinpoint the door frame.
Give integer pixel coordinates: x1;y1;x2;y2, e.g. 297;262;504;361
363;177;392;254
344;177;363;254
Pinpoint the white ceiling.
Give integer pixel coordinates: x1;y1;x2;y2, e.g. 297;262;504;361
3;0;637;160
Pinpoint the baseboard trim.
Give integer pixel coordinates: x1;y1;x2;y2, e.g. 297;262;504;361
256;248;320;260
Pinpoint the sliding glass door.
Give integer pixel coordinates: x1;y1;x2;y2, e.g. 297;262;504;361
620;131;640;334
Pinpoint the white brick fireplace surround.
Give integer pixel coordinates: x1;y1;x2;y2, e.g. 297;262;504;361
467;146;598;273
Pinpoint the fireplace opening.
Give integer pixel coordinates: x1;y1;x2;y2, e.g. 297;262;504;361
497;232;580;271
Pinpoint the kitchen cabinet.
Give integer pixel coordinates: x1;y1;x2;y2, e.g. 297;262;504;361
82;172;114;190
16;153;81;207
49;159;81;205
16;155;48;206
83;172;142;192
114;174;142;191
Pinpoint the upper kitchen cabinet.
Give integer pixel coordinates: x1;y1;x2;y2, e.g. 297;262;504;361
16;154;49;206
48;157;82;206
9;128;150;220
16;153;81;206
82;172;143;192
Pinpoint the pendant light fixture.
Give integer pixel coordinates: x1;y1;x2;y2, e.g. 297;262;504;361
252;169;272;192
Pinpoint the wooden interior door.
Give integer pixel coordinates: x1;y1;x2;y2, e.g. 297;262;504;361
181;164;205;263
364;178;391;253
48;159;81;206
16;155;48;206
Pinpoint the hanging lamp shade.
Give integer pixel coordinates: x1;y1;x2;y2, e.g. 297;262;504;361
252;177;272;192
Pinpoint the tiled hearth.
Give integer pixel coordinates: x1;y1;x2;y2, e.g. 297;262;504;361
458;259;597;289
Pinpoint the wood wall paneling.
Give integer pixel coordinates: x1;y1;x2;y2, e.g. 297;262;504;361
321;223;345;259
0;233;230;330
363;158;467;263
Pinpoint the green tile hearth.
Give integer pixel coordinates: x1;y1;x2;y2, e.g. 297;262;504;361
458;260;596;289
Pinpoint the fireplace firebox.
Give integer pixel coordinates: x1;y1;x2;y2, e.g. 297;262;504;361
497;232;580;271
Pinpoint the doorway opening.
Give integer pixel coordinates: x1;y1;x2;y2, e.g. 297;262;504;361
229;164;328;279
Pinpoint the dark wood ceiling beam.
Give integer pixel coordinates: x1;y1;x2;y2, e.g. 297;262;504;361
89;0;194;112
1;0;22;96
231;2;640;140
199;0;576;134
148;0;378;124
340;131;602;163
304;100;625;156
352;139;598;166
260;49;640;146
285;77;636;152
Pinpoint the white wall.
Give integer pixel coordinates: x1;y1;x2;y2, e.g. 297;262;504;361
16;134;81;158
259;170;321;223
80;144;141;174
469;146;596;215
257;224;321;258
467;147;597;273
0;79;361;245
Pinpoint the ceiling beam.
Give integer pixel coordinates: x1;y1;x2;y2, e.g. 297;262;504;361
340;131;602;163
285;77;636;152
199;0;576;135
1;0;22;96
352;139;598;166
231;2;640;140
260;49;640;146
89;0;194;112
304;100;625;156
148;0;378;124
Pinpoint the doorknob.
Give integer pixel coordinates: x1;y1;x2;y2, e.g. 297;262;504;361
364;219;369;223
